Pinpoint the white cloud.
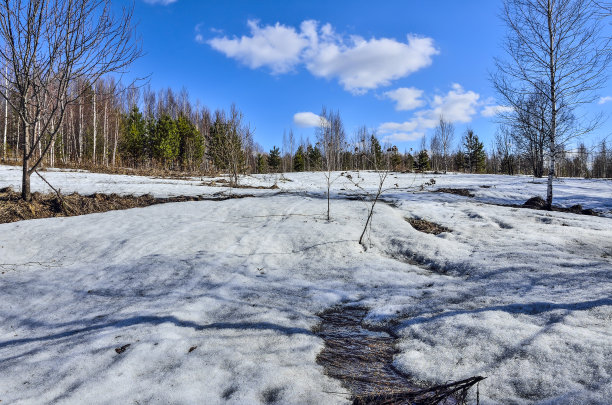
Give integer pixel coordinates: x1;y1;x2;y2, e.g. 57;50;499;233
481;105;513;117
207;20;438;92
307;35;438;93
383;87;425;111
208;20;310;74
143;0;177;5
378;84;481;143
598;96;612;105
381;132;425;143
293;112;327;128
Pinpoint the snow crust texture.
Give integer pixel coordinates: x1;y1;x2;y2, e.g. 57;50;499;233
1;165;611;404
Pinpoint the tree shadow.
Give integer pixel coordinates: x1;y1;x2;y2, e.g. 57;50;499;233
0;315;313;350
399;298;612;328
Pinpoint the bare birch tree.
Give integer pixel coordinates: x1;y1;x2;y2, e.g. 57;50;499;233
0;0;141;200
493;0;611;208
435;115;454;173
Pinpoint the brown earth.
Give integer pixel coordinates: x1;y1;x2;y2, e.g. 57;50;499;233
0;187;254;224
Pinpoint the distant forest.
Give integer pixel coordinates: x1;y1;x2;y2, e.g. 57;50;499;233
1;80;610;179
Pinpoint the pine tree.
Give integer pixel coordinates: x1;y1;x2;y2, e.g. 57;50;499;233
176;114;203;171
307;144;322;170
256;153;269;174
152;114;180;166
293;145;305;172
121;106;146;167
268;146;281;172
463;129;486;173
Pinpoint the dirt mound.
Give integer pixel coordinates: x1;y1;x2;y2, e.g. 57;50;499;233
435;188;474;197
0;187;254;224
407;218;451;235
523;196;547;208
521;197;599;216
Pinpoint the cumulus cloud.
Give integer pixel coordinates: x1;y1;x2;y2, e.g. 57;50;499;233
293;112;327;128
208;20;309;74
598;96;612;105
143;0;177;5
481;105;514;117
207;20;438;92
307;35;438;93
378;84;480;142
383;87;425;111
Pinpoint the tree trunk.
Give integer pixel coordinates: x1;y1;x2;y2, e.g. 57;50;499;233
93;89;97;164
3;66;7;161
112;116;118;166
546;0;556;209
103;98;108;166
21;121;30;201
79;100;83;162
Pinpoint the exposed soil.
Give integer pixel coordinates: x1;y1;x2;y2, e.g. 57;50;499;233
314;305;483;405
0;187;254;224
517;196;598;216
406;218;452;235
434;188;474;198
200;179;279;190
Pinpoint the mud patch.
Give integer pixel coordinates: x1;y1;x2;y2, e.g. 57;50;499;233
435;188;474;198
406;218;451;235
0;187;255;224
315;305;484;404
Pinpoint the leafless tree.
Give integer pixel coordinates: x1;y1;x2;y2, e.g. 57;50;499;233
357;135;391;247
435;115;454;173
494;125;517;175
493;0;611;208
0;0;141;200
317;107;345;221
2;57;7;160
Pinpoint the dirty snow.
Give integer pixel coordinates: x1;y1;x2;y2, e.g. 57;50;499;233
0;164;611;404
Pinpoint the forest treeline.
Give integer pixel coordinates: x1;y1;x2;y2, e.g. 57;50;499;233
0;79;610;180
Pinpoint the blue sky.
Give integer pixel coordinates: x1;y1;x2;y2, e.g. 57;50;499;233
124;0;612;153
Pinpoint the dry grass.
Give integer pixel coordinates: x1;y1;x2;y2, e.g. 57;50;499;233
406;218;452;235
434;188;475;198
0;187;254;224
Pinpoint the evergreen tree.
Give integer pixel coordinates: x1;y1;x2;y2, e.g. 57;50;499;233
307;144;322;170
207;111;228;169
454;151;466;172
256;153;269;174
415;150;430;172
463;129;486;173
370;135;383;168
268;146;281;172
404;153;414;172
176;114;203;171
293;145;305;172
152;114;180;166
121;106;146;166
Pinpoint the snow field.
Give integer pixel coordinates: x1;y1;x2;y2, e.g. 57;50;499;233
0;165;611;404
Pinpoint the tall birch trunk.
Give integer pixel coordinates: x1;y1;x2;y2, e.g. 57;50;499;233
92;89;97;164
